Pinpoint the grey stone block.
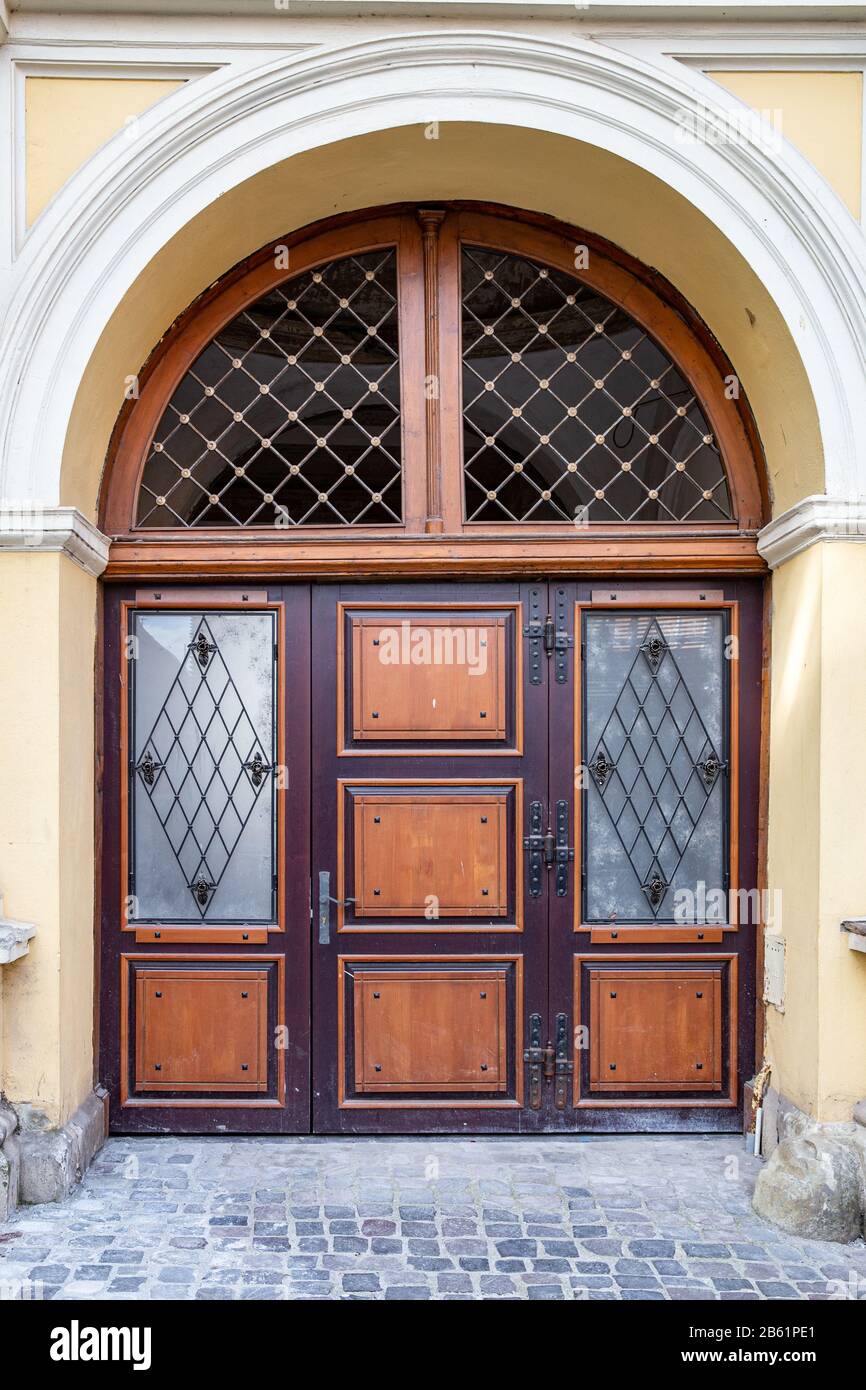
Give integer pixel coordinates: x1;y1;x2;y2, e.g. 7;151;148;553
753;1132;863;1243
17;1088;106;1206
0;1101;20;1221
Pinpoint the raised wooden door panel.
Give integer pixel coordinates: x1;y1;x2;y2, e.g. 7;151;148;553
353;967;508;1092
590;969;721;1091
121;955;286;1108
353;790;508;917
574;955;736;1107
338;780;521;929
338;603;521;754
135;967;268;1093
339;957;522;1107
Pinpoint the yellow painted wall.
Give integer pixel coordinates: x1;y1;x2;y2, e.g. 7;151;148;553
57;123;820;520
0;553;96;1126
814;545;866;1117
710;71;863;219
766;543;866;1121
25;77;185;227
765;547;822;1113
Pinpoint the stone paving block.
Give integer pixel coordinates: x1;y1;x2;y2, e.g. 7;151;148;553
1;1133;856;1302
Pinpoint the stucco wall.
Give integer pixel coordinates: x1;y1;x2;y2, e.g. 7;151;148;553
710;70;863;220
25;76;185;227
766;542;866;1121
0;553;96;1127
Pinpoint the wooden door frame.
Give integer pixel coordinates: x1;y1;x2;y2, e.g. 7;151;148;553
93;198;771;1128
97;582;312;1133
544;576;764;1130
95;569;769;1132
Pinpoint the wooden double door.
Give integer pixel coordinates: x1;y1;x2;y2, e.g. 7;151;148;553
101;579;760;1134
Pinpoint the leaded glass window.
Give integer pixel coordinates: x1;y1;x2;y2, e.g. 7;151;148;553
582;610;729;924
136;249;402;527
462;247;732;524
128;610;277;924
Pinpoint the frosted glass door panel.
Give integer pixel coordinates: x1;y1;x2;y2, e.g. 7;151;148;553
129;610;277;924
582;610;728;924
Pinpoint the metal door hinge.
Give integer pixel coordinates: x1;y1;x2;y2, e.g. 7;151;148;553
554;799;575;897
524;1012;573;1110
553;1012;573;1110
523;588;545;685
524;801;574;897
524;801;545;897
524;1013;544;1109
524;587;573;684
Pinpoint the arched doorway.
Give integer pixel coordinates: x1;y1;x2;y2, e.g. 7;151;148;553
98;204;767;1134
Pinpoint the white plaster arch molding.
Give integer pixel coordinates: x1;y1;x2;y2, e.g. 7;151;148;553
1;29;865;572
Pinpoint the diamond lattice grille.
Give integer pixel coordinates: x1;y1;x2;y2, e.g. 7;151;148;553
136;250;402;527
135;618;271;915
462;247;732;523
587;619;725;917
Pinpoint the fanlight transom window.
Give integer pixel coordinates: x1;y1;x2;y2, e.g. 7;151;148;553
136;250;401;527
461;247;731;524
130;213;746;534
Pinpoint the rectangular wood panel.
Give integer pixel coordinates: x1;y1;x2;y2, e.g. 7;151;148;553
588;967;722;1093
350;615;506;740
353;793;508;917
353;968;508;1092
134;967;269;1093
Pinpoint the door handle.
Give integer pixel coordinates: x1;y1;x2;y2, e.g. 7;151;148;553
317;871;356;944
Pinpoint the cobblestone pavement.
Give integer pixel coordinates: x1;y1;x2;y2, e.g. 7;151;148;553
2;1135;866;1301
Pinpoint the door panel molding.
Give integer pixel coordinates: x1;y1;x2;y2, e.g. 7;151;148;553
337;601;522;755
337;954;523;1109
573;952;738;1110
336;778;523;932
120;953;286;1109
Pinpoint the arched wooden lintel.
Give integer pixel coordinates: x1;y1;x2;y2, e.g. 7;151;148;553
99;202;769;581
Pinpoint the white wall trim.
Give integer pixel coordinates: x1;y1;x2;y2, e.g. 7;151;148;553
757;494;866;567
0;505;109;576
1;30;866;516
